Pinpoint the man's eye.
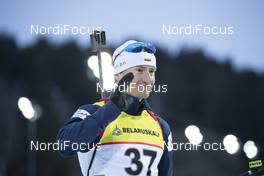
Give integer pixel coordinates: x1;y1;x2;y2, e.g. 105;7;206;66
136;68;143;72
149;70;155;74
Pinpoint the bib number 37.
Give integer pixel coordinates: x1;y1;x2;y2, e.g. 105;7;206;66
124;148;157;176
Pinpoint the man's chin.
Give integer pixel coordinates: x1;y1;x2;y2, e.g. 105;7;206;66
129;91;151;100
138;92;150;100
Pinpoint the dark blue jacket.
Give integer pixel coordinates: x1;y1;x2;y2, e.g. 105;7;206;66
57;99;173;176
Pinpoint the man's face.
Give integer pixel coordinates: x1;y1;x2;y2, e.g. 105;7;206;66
115;65;156;100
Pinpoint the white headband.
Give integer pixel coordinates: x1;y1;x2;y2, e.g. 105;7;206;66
113;40;156;74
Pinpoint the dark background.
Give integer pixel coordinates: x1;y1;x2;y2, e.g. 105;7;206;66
0;33;263;176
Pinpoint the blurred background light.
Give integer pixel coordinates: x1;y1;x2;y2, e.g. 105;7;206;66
223;134;240;154
17;97;35;120
87;52;115;90
243;140;258;159
185;125;203;145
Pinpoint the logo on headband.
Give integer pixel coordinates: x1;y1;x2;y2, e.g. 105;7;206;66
114;61;126;69
119;61;126;66
144;58;152;62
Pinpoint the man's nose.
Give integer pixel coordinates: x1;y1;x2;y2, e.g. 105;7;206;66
142;72;152;84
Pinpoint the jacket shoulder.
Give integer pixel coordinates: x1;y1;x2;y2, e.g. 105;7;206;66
154;113;172;142
71;103;99;119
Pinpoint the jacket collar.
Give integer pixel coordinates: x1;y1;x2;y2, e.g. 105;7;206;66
125;99;152;116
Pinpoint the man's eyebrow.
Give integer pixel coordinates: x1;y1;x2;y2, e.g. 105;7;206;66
134;66;156;71
133;66;144;70
137;66;145;69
